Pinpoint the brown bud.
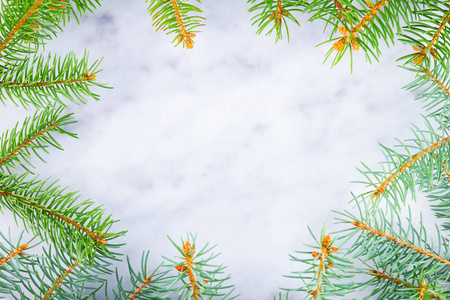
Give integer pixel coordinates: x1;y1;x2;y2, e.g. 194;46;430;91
322;235;331;247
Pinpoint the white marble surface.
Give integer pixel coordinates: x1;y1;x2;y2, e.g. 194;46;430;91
0;0;439;299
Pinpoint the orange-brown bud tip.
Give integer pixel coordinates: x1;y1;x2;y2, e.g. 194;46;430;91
333;38;345;51
322;235;331;247
175;265;187;272
338;26;347;35
351;41;360;51
182;241;193;256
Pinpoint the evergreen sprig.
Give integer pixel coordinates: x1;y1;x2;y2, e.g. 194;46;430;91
0;228;122;300
0;0;108;109
283;226;357;299
352;116;450;214
247;0;302;43
401;60;450;118
0;105;76;173
0;50;109;108
0;106;126;264
112;251;170;299
398;3;450;68
161;233;238;300
111;234;237;300
0;0;102;63
0;229;39;297
0;172;126;262
0;0;68;62
17;245;108;300
146;0;205;49
331;204;450;299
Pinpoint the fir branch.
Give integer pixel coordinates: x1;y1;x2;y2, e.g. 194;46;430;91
268;0;290;29
0;106;76;173
166;0;196;49
0;0;45;56
0;121;57;169
42;259;79;300
283;226;356;299
314;0;421;69
0;173;125;262
302;0;353;26
352;220;450;266
398;3;450;68
401;61;450;117
332;0;399;53
353;116;450;211
0;243;27;267
0;69;96;87
127;275;153;300
0;230;40;297
421;65;450;98
113;236;236;299
247;0;302;43
419;6;449;51
0;0;72;63
0;51;109;108
369;270;440;299
162;233;238;299
112;251;171;299
18;244;112;300
372;136;450;199
307;235;340;299
369;270;412;289
0;189;107;246
334;206;450;298
0;230;112;299
178;240;202;299
0;0;103;62
146;0;205;49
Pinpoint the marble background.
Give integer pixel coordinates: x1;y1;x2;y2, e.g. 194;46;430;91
0;0;441;299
